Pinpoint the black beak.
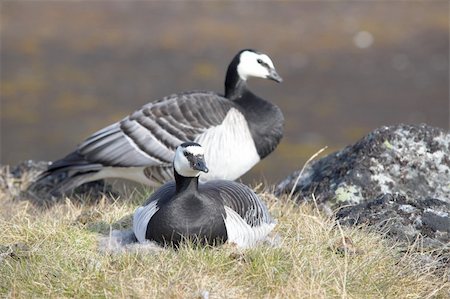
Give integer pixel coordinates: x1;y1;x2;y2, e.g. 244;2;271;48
193;156;209;173
267;68;283;83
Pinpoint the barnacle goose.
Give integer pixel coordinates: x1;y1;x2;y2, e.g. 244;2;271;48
31;49;284;195
133;142;276;248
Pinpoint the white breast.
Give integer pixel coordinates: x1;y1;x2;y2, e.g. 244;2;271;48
195;108;260;181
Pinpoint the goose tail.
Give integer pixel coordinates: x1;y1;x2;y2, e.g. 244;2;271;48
27;151;104;196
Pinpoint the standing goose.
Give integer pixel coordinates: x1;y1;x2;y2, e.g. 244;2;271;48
31;49;284;195
133;142;276;248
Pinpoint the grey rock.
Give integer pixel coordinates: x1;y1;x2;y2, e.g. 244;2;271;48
336;194;450;249
276;124;450;252
276;124;449;206
422;211;450;233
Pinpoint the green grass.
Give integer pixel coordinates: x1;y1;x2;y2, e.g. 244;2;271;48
0;187;449;298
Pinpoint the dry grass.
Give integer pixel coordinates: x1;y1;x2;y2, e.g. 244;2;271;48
0;185;449;298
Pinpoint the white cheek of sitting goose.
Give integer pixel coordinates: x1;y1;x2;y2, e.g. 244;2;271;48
173;144;208;177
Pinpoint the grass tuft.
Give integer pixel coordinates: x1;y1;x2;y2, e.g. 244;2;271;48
1;186;449;298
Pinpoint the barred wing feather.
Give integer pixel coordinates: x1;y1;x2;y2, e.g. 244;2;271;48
78;92;234;168
202;181;274;227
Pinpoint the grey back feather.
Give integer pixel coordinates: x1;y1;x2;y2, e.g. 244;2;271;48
201;181;274;227
77;91;235;168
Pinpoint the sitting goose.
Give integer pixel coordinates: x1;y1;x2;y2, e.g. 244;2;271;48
31;49;284;195
133;142;276;248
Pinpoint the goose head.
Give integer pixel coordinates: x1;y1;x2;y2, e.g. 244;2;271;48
237;49;283;83
225;49;282;99
173;142;209;178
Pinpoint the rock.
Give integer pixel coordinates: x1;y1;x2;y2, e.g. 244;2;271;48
337;194;450;249
275;124;450;251
276;124;449;206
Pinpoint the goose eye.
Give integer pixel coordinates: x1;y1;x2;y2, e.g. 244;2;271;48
257;59;263;64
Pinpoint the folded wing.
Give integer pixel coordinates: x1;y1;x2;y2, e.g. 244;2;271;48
77;91;234;168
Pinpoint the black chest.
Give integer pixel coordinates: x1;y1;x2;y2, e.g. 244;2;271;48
146;193;228;247
235;92;284;159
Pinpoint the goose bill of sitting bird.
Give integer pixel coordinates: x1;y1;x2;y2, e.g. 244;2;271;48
133;142;277;248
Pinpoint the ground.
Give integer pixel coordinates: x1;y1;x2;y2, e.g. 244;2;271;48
0;172;448;298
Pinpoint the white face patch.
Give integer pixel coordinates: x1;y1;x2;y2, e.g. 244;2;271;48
237;51;275;81
173;145;205;177
184;145;204;156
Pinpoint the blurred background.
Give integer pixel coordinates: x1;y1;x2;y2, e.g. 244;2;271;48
1;1;449;185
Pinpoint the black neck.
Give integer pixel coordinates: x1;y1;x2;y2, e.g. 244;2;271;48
174;170;199;193
225;79;248;100
224;53;248;100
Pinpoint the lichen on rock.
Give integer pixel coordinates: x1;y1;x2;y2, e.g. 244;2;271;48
276;124;449;206
276;124;450;252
